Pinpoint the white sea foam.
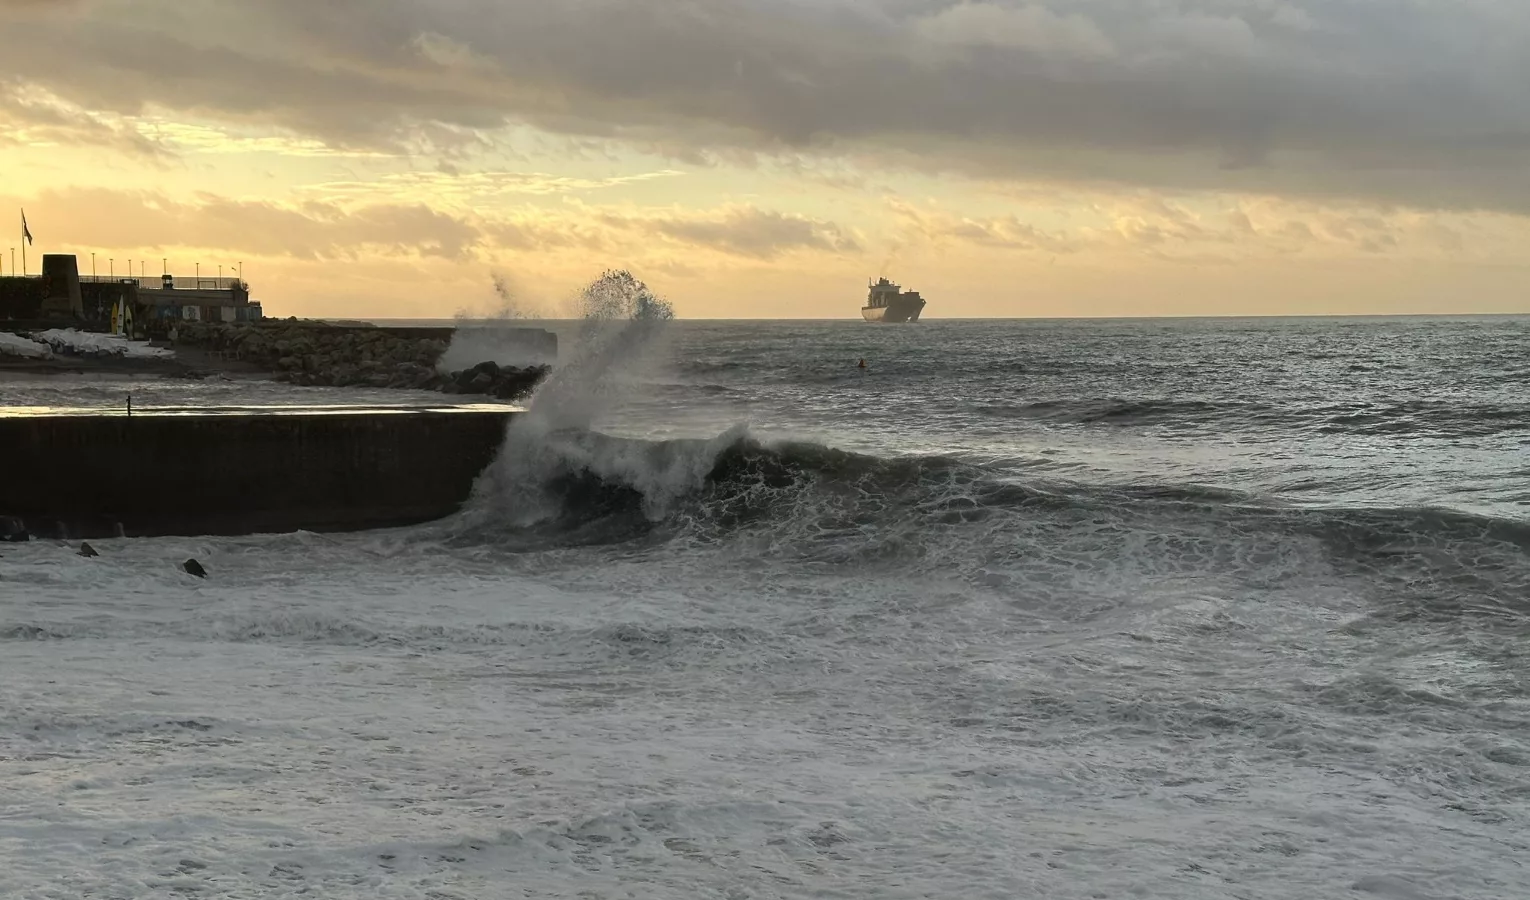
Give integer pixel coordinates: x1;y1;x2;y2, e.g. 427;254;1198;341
2;317;1526;898
1;509;1524;898
0;331;52;359
35;328;175;359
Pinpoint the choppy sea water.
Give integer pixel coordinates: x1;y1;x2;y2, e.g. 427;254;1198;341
2;316;1528;899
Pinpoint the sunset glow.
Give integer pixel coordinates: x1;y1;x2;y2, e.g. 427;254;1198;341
3;0;1526;318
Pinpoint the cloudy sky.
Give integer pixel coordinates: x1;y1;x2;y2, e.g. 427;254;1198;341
2;0;1526;317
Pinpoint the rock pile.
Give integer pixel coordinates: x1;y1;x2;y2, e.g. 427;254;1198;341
0;515;28;543
173;321;550;400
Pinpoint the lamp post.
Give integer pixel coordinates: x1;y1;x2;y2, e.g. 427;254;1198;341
92;252;96;279
110;259;114;279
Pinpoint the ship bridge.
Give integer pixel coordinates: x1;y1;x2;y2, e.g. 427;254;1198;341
867;277;902;309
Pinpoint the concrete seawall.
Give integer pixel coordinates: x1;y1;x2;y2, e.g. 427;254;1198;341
0;409;514;539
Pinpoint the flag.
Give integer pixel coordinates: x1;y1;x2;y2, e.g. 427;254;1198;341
21;210;32;246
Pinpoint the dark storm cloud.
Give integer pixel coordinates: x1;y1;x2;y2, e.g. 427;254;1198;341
4;0;1528;212
0;79;168;158
5;187;484;259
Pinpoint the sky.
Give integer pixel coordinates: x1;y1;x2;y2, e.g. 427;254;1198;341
1;0;1527;319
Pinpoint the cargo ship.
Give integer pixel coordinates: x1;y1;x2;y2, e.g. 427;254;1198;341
862;277;926;323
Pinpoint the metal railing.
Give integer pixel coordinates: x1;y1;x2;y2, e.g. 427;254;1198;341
77;275;246;291
78;275;142;285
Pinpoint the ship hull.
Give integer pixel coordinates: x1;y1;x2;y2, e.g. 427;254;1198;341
862;298;925;323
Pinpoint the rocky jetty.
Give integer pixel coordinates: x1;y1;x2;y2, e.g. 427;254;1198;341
172;320;550;400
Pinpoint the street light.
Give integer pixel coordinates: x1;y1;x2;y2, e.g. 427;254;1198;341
91;252;96;279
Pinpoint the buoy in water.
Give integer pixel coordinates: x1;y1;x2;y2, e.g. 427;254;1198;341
857;358;867;369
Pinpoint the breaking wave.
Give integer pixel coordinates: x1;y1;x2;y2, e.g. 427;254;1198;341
443;284;1528;640
451;423;1530;626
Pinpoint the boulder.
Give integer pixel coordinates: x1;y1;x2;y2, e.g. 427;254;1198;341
170;322;548;400
0;516;29;543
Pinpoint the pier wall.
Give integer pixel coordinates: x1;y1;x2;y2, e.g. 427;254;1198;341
2;278;139;327
0;276;46;320
0;410;514;539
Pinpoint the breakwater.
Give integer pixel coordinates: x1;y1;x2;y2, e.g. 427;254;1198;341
0;409;514;539
172;321;555;399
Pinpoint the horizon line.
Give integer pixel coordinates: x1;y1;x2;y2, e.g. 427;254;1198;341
351;311;1530;323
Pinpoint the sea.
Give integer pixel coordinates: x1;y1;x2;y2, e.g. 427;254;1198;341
1;315;1528;899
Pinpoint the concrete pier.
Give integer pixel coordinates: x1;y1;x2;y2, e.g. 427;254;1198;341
0;408;514;539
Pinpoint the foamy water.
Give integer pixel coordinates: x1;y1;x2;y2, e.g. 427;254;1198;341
2;316;1528;898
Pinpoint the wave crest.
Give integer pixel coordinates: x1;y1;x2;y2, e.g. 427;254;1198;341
450;422;1530;630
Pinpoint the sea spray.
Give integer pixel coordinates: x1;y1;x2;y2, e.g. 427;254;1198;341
438;271;558;373
524;270;675;430
489;271;540;319
467;270;685;526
